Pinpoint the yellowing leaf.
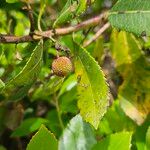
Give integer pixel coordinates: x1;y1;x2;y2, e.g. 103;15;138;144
73;43;109;129
110;30;150;125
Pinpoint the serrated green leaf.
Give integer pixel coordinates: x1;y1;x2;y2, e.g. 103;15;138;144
53;0;77;27
108;0;150;36
4;41;43;101
9;41;43;86
53;0;89;27
59;115;96;150
146;126;150;150
76;0;87;14
27;125;58;150
11;118;48;137
110;30;150;125
73;42;109;129
92;132;132;150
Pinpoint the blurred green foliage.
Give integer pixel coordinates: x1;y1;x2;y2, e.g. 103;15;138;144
0;0;149;150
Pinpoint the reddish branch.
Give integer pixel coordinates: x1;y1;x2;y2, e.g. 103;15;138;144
0;13;108;44
83;22;110;47
0;34;35;43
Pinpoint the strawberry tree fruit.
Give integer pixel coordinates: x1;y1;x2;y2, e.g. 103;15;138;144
52;56;73;77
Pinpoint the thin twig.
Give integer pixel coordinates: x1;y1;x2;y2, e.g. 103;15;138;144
83;22;110;47
26;3;35;34
41;13;106;37
0;34;35;44
0;12;108;44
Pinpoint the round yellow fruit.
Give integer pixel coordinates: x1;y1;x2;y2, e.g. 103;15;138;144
52;56;73;77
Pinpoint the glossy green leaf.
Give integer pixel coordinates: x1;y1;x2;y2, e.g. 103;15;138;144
5;41;43;100
73;43;109;129
92;132;132;150
110;30;150;125
27;125;58;150
11;118;48;137
59;115;96;150
109;0;150;36
146;126;150;150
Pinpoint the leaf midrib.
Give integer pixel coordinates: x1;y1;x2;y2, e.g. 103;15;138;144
109;10;150;15
78;57;98;119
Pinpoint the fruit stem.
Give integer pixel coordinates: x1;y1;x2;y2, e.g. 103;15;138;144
53;93;64;130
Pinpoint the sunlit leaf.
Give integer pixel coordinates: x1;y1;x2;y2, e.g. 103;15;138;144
73;42;109;129
27;125;58;150
92;132;132;150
